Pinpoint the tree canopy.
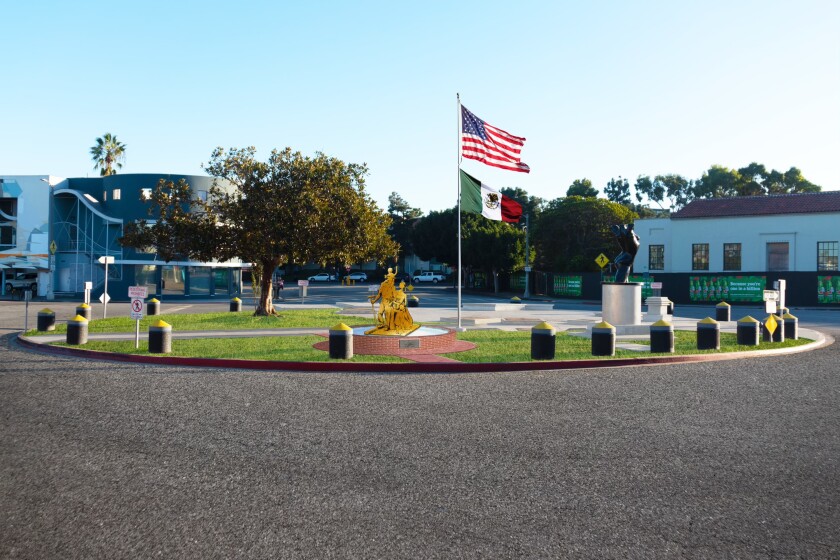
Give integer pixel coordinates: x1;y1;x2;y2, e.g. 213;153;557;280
566;178;598;198
121;147;397;315
90;133;126;176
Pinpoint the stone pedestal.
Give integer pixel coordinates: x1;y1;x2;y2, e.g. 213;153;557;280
602;282;642;327
644;296;673;323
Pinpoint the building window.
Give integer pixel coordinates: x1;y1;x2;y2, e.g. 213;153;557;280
112;189;121;200
767;242;789;271
0;198;17;218
0;225;15;247
723;243;741;271
197;190;208;202
140;188;152;200
817;241;838;271
692;243;709;270
648;245;664;270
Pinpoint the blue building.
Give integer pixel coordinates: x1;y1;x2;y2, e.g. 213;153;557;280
1;173;243;300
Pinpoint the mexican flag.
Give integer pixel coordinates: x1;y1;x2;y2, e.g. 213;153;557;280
460;170;523;223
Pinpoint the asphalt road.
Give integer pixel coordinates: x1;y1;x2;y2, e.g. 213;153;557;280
2;292;839;559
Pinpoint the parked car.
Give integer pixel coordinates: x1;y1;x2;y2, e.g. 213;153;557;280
307;272;336;282
346;272;367;282
5;272;38;293
413;271;445;284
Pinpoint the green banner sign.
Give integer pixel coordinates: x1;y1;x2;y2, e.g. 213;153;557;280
689;275;765;302
553;275;582;297
818;275;840;304
510;272;525;290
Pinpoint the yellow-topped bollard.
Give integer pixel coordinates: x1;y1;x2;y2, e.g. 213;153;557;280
329;322;354;359
783;312;798;340
37;308;56;332
147;297;160;316
592;321;616;356
736;316;760;346
531;321;556;360
649;319;674;353
75;302;92;321
715;301;731;322
149;319;172;353
696;317;720;350
510;296;522;304
230;297;242;312
67;314;89;345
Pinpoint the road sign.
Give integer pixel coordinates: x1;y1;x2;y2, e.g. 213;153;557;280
763;290;778;301
130;298;144;320
524;266;532;272
98;256;115;264
49;240;57;254
595;253;610;268
298;280;309;287
651;282;663;289
765;313;778;335
128;285;148;299
99;292;111;304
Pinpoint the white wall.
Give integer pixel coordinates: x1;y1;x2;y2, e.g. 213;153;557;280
636;213;840;273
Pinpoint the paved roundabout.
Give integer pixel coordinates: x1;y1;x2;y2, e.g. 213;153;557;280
2;295;839;558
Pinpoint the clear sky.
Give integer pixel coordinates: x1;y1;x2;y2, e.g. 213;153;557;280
2;1;838;214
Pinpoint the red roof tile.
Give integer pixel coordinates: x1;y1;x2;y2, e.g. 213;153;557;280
672;191;840;219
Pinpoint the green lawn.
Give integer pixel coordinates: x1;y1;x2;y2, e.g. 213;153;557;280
28;309;372;336
52;335;407;363
46;326;812;364
444;330;812;363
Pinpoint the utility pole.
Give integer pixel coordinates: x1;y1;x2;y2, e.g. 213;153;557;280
523;213;531;299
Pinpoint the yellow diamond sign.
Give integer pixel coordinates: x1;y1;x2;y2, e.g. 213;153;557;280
764;314;778;336
49;240;57;254
595;253;610;268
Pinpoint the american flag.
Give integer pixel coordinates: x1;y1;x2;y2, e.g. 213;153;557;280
461;105;530;173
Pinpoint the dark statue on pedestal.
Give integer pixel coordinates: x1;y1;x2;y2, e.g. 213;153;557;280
610;224;640;283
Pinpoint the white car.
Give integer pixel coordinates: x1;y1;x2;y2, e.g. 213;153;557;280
307;273;336;282
346;272;367;282
5;272;38;293
413;271;445;284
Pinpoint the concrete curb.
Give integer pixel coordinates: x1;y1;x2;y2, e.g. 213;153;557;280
16;328;831;374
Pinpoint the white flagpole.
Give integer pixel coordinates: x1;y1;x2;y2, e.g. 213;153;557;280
456;93;463;331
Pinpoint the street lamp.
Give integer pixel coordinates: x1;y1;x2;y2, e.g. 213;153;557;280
40;177;55;301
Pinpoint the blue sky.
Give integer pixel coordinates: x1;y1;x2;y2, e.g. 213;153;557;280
2;1;838;213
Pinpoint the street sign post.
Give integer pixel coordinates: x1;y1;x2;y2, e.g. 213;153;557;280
128;286;147;348
98;256;115;319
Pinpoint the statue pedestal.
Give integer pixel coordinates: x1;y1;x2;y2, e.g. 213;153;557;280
644;296;673;323
602;282;642;327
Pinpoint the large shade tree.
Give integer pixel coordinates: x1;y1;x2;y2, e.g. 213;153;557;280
534;196;638;272
90;133;126;176
121;147;398;315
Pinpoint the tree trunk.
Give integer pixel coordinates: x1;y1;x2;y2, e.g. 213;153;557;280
254;259;280;316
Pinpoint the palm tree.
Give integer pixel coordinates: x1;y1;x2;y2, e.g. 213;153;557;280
90;133;126;176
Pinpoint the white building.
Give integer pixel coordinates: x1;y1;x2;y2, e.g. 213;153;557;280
634;191;840;306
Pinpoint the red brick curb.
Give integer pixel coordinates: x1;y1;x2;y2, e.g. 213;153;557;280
15;333;830;374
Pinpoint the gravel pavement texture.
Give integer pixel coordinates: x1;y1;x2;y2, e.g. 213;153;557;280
1;301;839;559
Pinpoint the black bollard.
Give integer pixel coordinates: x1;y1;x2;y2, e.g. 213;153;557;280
715;302;731;322
37;308;56;332
408;295;419;308
147;298;160;316
649;319;674;353
736;316;760;346
696;317;720;350
510;296;522;304
762;314;785;343
230;297;242;312
149;320;172;353
75;303;92;321
329;323;354;359
531;321;556;360
66;315;89;345
591;321;616;357
783;312;798;340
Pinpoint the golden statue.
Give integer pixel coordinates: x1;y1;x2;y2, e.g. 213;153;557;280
366;268;419;336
